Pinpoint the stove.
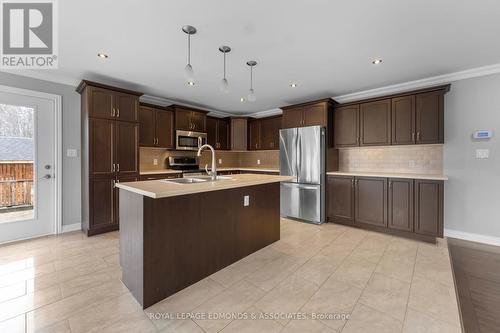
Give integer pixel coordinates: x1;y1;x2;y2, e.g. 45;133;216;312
167;156;205;175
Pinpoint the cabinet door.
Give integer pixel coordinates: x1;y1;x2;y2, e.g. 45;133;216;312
334;105;359;147
89;118;114;177
415;180;443;237
217;119;229;150
360;99;391;146
89;87;114;119
416;91;444;144
89;178;116;228
155;109;174;148
327;176;355;224
115;121;139;177
191;112;206;132
392;95;415;145
260;118;274;150
271;116;282;150
303;104;327;127
230;118;248;150
388;178;414;232
175;109;192;131
114;92;138;122
355;177;387;227
248;120;261;150
139;105;155;147
206;117;218;147
282;108;303;129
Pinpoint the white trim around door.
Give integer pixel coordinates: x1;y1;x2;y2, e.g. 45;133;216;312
0;84;63;236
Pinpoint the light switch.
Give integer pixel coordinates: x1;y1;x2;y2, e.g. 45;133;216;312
153;159;158;165
476;149;489;159
257;159;261;165
66;149;77;157
243;195;250;206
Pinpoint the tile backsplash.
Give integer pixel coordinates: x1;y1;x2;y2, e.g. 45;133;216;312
140;148;279;171
338;144;443;174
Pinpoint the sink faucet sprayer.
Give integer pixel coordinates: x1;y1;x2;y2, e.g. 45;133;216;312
197;144;217;181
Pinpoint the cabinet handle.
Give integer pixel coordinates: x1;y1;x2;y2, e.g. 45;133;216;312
117;163;120;172
351;179;354;188
417;132;421;141
116;108;120;118
112;108;115;117
412;132;415;141
112;163;115;172
389;181;392;189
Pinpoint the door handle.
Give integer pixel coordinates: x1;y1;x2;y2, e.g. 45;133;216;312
40;174;52;180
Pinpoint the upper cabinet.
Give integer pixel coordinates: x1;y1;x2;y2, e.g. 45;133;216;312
172;106;207;132
230;118;248;151
138;104;174;148
248;115;282;150
207;116;230;150
78;81;140;122
334;85;449;148
281;100;332;129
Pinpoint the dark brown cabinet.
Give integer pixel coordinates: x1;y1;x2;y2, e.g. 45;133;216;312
391;95;415;145
207;117;230;150
416;91;444;144
360;99;391;146
248;116;282;150
173;106;207;132
334;105;359;147
77;80;142;236
354;177;388;227
139;104;174;148
327;176;355;225
139;173;182;181
87;86;138;122
281;100;331;129
415;179;443;237
328;175;444;241
388;178;414;232
334;85;449;148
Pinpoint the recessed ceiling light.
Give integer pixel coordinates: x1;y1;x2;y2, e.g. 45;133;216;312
240;97;245;102
97;53;108;59
187;81;195;86
372;59;382;65
290;83;298;88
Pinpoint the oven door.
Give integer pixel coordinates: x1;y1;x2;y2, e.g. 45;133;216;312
176;130;207;150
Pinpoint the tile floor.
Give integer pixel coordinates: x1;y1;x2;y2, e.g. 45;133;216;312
0;219;462;332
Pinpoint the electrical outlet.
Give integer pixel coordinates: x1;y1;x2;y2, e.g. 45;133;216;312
257;159;261;165
153;159;158;165
476;149;489;159
66;149;77;157
243;195;250;206
218;159;222;165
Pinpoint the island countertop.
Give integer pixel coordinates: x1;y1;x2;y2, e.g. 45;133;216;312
116;173;293;199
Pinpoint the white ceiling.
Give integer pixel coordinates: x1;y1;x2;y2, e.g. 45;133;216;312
11;0;500;113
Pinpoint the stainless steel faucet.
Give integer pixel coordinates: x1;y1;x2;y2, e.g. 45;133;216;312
197;144;217;181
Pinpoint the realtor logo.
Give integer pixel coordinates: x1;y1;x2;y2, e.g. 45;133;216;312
1;0;58;68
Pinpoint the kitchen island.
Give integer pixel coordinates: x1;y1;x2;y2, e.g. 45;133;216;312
115;173;292;308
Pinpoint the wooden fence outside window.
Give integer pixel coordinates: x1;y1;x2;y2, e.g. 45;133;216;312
0;162;33;209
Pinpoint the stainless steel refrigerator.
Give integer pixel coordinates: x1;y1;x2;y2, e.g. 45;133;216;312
279;126;325;224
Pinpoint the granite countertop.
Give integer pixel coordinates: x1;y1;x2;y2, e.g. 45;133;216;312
116;174;294;199
326;171;448;181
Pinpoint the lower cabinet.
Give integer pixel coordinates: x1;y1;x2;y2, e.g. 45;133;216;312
355;177;387;227
89;178;117;235
327;175;443;240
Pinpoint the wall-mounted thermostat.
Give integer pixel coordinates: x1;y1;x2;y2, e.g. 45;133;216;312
472;130;492;140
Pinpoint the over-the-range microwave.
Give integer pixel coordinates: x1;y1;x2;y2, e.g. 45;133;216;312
175;130;207;151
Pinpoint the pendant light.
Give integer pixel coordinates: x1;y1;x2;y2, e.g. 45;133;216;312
182;25;197;84
219;46;231;93
246;60;257;102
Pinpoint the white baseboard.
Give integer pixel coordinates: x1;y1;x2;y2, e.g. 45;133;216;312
61;222;82;233
445;228;500;247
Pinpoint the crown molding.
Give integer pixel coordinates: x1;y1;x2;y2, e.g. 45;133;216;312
140;94;234;118
332;63;500;103
246;108;283;118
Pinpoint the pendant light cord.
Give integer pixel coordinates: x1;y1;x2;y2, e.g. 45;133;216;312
250;66;253;90
223;52;226;79
187;35;191;65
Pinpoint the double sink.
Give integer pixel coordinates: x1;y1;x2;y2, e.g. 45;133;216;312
161;175;233;185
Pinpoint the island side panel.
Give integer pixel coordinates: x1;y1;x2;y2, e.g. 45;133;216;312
142;182;280;308
119;189;144;306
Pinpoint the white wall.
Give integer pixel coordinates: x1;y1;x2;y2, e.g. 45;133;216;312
0;72;81;226
444;73;500;240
